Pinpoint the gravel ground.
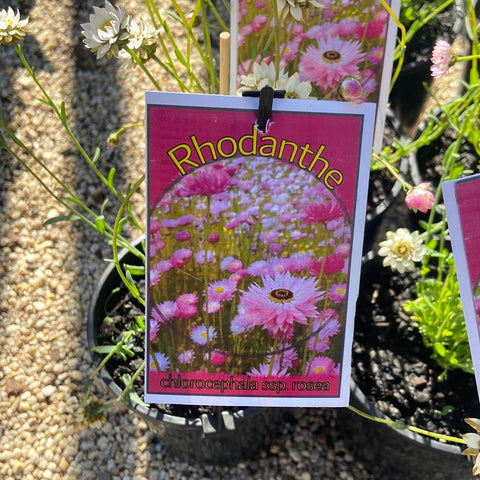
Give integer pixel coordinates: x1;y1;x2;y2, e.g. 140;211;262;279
0;1;379;479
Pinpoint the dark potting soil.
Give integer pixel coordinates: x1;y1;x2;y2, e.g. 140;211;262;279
366;113;407;214
352;254;479;438
352;127;480;439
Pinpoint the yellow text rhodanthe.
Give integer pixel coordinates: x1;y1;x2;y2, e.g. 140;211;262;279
167;124;343;190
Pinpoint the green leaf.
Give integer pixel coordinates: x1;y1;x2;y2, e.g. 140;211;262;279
121;373;150;408
64;196;85;206
450;164;465;180
91;345;116;355
107;167;116;189
124;270;140;298
100;198;109;215
124;263;145;276
434;343;447;358
136;316;145;331
60;101;67;123
92;147;101;164
37;98;53;107
95;215;106;235
43;214;81;227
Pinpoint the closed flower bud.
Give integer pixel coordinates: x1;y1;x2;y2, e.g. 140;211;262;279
405;182;435;213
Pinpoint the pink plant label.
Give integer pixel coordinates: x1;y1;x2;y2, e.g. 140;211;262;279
145;92;375;407
230;0;399;151
444;176;480;400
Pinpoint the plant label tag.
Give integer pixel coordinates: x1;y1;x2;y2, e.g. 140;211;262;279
230;0;400;152
444;176;480;401
145;92;375;407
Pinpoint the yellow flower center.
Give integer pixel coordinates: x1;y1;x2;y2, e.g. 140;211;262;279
322;50;342;63
393;241;412;259
100;20;113;32
314;366;325;374
269;288;295;303
214;286;225;294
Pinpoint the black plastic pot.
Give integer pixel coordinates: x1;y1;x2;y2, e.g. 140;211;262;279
337;381;473;480
87;240;290;466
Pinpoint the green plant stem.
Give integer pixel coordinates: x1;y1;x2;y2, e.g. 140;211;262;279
378;0;406;90
14;43;120;200
124;46;162;90
112;174;146;307
466;0;479;83
199;0;216;93
144;0;188;90
0;124;144;259
347;405;467;445
272;0;281;82
82;331;134;405
456;55;480;62
106;361;146;409
372;153;412;189
204;0;229;31
171;0;213;92
394;0;454;59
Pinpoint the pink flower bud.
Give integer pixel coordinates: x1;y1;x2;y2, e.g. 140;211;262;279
207;233;219;243
210;351;228;367
338;76;363;101
405;182;435;213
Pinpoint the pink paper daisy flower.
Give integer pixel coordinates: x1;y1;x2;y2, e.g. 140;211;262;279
150;260;173;286
238;272;324;335
309;254;345;275
249;362;289;376
368;46;384;65
176;293;198;319
203;300;221;313
430;40;452;78
306;356;338;375
231;311;256;334
152;300;178;323
170;248;192;268
300;200;343;224
149;320;160;342
328;283;346;303
207;279;237;302
299;36;365;93
174;165;232;198
220;256;243;272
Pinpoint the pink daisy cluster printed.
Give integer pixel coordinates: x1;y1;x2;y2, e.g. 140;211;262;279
236;0;390;103
148;156;350;389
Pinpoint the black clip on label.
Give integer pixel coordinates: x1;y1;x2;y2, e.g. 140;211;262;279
242;87;286;133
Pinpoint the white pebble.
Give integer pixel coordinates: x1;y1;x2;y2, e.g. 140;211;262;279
41;385;57;398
